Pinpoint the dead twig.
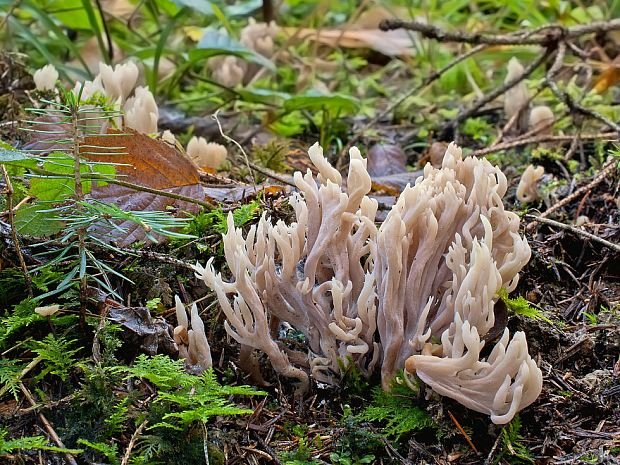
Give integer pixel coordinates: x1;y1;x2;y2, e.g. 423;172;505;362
24;164;214;211
0;356;41;398
447;410;479;454
121;420;148;465
16;392;78;416
18;383;79;465
544;41;620;134
527;158;617;228
469;132;616;157
340;43;487;166
212;110;257;191
379;18;620;46
446;47;553;132
484;428;504;465
1;164;32;296
0;194;33;218
246;160;296;187
525;214;620;253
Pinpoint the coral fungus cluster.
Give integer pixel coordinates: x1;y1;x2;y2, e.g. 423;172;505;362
191;142;543;424
32;62;227;165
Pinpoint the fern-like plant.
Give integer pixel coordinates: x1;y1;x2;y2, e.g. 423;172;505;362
498;288;553;325
0;428;82;456
120;354;265;431
494;415;535;464
358;384;434;440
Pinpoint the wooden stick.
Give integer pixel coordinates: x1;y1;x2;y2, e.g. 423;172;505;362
19;383;79;465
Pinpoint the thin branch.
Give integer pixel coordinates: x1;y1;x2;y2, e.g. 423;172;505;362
1;164;32;296
121;420;148;465
543;40;620;134
545;80;620;134
525;214;620;253
24;165;214;210
212;110;257;190
491;85;549;145
379;18;620;46
0;195;34;218
447;410;478;454
93;176;215;210
19;383;79;465
447;47;553;131
0;356;41;398
469;132;616;157
246;160;296;187
16;392;78;416
341;43;487;164
527;158;618;229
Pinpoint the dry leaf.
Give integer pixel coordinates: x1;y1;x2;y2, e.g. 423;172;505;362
84;128;200;189
593;56;620;93
280;27;415;56
371;170;424;194
366;143;407;177
84;128;206;246
108;306;176;355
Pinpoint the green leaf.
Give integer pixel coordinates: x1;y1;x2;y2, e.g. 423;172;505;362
0;146;37;168
190;28;275;71
0;360;24;400
30;334;80;380
225;0;262;16
14;204;64;236
235;87;290;105
76;439;118;463
20;0;91;72
29;155;115;201
41;0;96;31
283;91;360;115
30;158;76;201
172;0;213;14
358;386;434;439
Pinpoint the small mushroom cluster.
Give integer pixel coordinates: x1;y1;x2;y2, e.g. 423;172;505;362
504;57;554;135
32;63;228;167
207;19;279;87
173;296;212;371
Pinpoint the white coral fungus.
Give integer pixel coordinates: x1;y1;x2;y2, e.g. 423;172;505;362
192;141;543;424
173;296;212;371
124;86;158;134
186;136;228;169
33;64;58;91
517;165;544;203
99;62;139;101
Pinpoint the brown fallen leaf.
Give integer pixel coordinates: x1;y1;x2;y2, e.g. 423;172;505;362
84;128;206;246
592;56;620;93
108;306;176;355
366;143;407;177
84;128;200;188
280;27;416;56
